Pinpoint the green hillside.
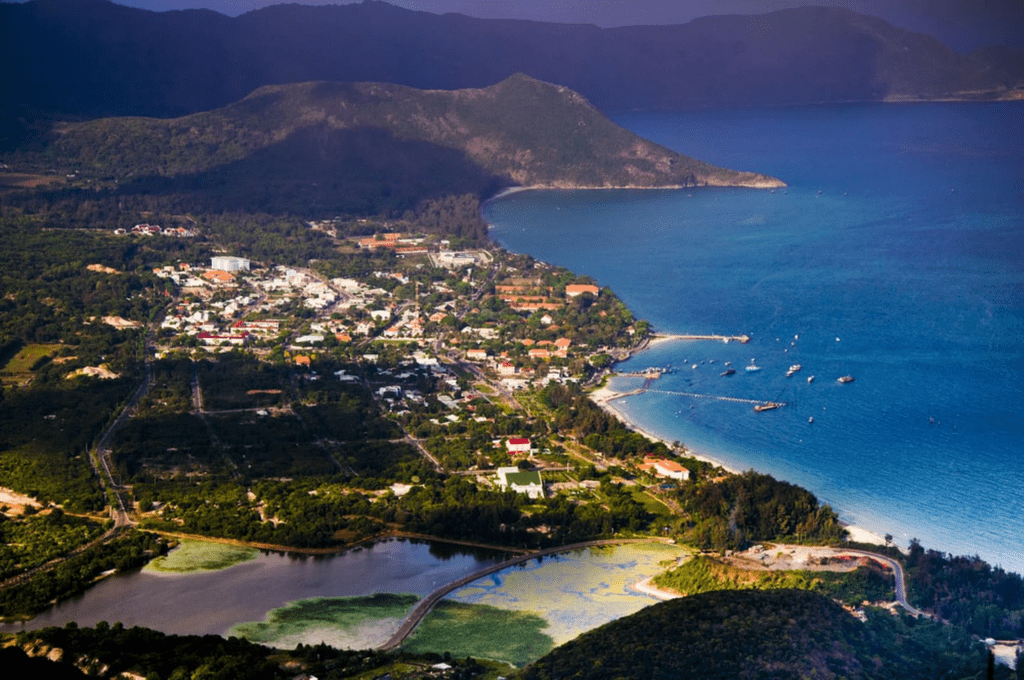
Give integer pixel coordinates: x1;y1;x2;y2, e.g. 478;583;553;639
20;75;780;217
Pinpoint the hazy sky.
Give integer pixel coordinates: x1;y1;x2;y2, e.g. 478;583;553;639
8;0;1023;51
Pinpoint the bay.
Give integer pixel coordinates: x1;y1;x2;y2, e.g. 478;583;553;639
485;102;1024;574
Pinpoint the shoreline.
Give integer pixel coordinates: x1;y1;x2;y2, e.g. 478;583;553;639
589;341;886;548
484;177;785;205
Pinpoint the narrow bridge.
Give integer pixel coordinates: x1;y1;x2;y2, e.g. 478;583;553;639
377;538;668;651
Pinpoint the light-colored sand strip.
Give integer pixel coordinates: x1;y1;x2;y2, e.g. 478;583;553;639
630;576;681;601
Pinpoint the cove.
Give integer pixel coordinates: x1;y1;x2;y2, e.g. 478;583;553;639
485;102;1024;574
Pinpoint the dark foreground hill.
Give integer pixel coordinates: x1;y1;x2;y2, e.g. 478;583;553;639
518;589;1000;680
12;75;780;218
0;0;1019;124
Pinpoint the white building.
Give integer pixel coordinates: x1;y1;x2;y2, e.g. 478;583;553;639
496;467;544;499
210;256;250;272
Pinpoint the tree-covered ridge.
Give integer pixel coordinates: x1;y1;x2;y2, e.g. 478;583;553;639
519;589;1010;680
32;75;781;191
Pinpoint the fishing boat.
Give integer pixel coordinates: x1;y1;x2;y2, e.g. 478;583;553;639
837;375;855;383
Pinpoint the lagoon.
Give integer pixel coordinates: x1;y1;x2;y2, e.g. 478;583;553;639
2;538;685;666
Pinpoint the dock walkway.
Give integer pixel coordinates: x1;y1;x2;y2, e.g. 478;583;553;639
654;333;750;344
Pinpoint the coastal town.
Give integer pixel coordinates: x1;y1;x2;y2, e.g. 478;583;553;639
128;224;701;499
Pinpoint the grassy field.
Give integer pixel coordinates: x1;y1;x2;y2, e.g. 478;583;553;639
144;538;258;573
0;173;63;192
402;600;554;667
631;488;674;516
0;344;62;385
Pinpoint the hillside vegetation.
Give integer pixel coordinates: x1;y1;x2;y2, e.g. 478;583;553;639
9;75;779;218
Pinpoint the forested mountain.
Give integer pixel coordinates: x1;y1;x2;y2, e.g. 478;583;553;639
0;0;1018;125
7;75;780;217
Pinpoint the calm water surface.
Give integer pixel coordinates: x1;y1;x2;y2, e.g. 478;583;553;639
486;102;1024;574
1;539;505;635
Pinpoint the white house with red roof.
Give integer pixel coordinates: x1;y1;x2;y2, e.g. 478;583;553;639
506;438;532;454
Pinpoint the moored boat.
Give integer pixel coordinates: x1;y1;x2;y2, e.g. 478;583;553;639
837;375;855;383
745;360;762;373
721;368;736;376
786;364;802;377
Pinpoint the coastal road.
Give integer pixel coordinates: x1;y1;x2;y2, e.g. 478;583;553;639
377;538;669;651
844;549;930;619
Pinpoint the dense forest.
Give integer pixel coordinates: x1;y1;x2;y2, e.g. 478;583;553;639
905;539;1024;639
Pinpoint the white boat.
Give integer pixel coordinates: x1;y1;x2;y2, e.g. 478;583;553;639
786;364;802;377
745;360;762;373
807;375;815;383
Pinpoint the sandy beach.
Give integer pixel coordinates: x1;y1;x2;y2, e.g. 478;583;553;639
588;379;886;548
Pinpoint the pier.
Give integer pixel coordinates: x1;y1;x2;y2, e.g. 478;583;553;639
605;386;783;408
614;369;664;379
654;333;750;344
646;389;782;407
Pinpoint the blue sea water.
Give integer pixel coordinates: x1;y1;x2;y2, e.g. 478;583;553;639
484;102;1024;574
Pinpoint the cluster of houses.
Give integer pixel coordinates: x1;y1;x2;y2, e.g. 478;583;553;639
115;223;196;237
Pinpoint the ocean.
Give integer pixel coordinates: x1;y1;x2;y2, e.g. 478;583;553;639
484;102;1024;574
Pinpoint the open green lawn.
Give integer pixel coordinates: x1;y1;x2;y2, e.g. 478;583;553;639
0;344;63;384
631;488;674;516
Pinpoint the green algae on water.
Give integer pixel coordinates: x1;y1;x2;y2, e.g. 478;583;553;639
403;600;554;667
231;593;420;650
144;539;258;574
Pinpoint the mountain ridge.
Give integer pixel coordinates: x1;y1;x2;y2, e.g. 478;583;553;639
1;0;1019;123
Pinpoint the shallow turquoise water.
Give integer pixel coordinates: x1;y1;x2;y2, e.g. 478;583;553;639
486;102;1024;574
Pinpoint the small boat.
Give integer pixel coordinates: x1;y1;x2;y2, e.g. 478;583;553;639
721;368;736;377
786;364;802;377
691;363;698;369
808;416;814;423
837;375;855;384
754;402;782;412
807;375;815;383
745;360;762;373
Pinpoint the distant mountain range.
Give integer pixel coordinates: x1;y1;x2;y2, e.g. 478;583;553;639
10;75;780;216
2;0;1021;122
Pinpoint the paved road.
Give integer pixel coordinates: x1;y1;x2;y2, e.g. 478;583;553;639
377;538;667;651
844;549;930;618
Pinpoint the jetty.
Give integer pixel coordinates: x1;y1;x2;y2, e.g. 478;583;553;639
614;369;665;379
646;389;783;408
654;333;750;344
